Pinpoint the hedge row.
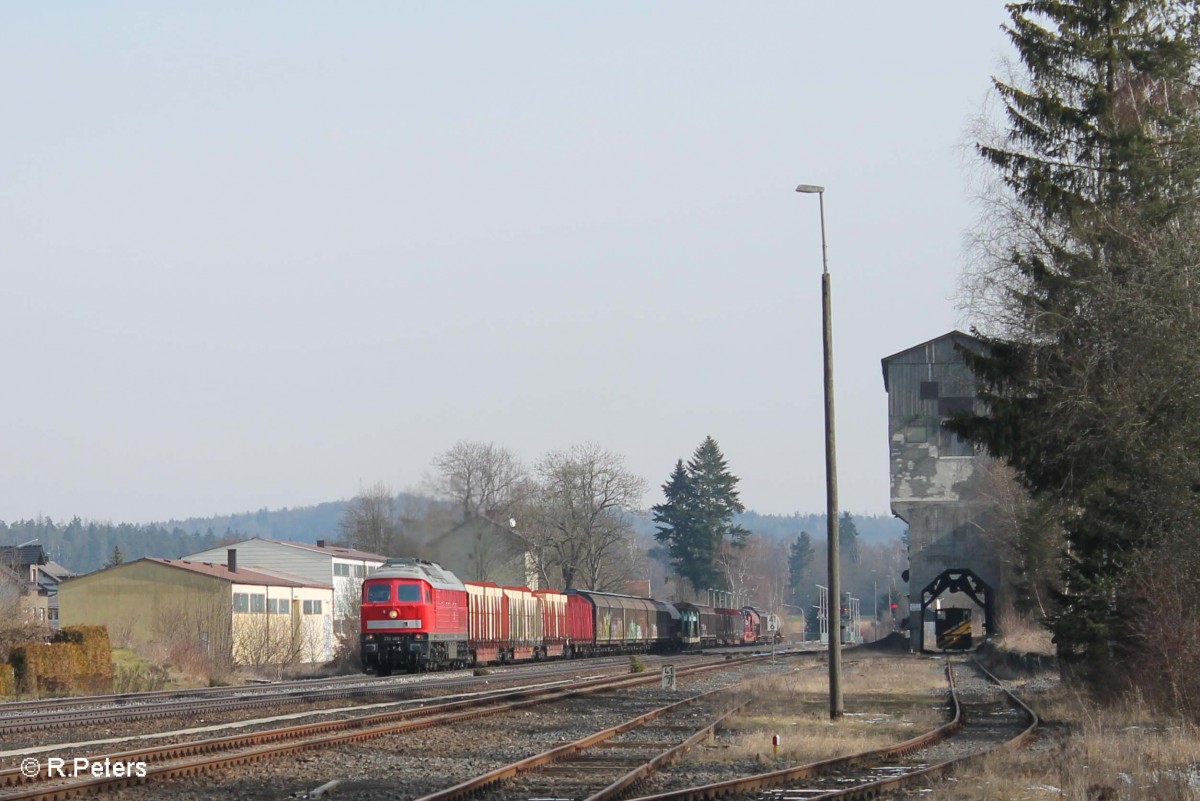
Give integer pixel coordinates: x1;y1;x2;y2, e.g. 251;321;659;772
0;664;14;697
8;626;113;696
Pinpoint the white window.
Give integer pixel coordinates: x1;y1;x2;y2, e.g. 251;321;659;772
233;593;250;613
303;599;323;615
333;563;351;577
267;598;290;614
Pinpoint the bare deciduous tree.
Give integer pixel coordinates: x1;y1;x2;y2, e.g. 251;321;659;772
340;481;406;557
149;595;234;682
430;441;529;524
716;533;789;612
524;443;646;591
234;610;323;679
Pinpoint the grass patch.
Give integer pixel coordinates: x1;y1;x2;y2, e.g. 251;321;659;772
893;675;1200;801
994;610;1055;657
111;648;171;694
686;657;949;766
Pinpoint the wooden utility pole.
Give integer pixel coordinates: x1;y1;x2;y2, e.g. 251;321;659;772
798;183;844;719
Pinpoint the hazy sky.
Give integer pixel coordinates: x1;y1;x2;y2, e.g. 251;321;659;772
2;3;1013;525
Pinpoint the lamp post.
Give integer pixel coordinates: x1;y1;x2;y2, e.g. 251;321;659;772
796;182;843;720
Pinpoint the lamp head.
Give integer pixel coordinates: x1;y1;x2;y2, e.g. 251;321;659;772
795;184;825;194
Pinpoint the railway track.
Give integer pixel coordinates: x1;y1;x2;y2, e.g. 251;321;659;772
0;671;369;715
0;654;687;738
623;659;1038;801
0;655;769;801
414;682;752;801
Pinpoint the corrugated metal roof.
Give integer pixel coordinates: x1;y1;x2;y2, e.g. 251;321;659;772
276;539;387;562
209;537;387;563
145;558;315;587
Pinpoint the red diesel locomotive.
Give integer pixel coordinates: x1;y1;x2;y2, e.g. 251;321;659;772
360;557;774;674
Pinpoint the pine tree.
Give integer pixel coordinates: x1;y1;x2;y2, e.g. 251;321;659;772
838;512;860;565
653;437;747;592
687;436;747;548
951;0;1200;684
652;460;711;590
788;531;815;606
105;545;124;568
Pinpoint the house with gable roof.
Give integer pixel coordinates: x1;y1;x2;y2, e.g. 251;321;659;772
59;555;335;664
182;537;387;636
0;544;52;628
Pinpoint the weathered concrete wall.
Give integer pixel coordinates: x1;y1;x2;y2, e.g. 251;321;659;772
883;332;1002;650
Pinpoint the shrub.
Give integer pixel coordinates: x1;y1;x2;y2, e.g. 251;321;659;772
630;655;645;673
8;626;115;696
113;664;170;694
58;626;114;693
10;642;84;695
326;634;362;675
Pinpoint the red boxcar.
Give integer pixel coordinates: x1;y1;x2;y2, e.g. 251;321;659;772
566;592;595;655
465;581;506;664
535;590;569;658
503;585;539;661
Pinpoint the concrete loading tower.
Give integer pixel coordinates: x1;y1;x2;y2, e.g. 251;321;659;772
882;331;1002;651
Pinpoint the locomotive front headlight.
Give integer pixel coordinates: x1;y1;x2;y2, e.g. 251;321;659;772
388;609;399;619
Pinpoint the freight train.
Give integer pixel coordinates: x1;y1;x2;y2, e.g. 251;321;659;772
359;558;780;675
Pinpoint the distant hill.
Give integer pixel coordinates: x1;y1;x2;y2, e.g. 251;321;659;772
3;499;905;575
0;517;222;575
736;511;905;544
163;501;350;544
168;502;906;547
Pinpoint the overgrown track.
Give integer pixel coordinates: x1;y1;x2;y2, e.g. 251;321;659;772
625;659;1039;801
0;656;772;801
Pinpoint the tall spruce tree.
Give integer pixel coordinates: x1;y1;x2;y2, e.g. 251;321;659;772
951;0;1200;686
838;512;860;565
653;437;747;592
788;531;815;606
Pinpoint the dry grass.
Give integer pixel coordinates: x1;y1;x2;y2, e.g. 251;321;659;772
911;679;1200;801
690;656;950;766
994;610;1055;657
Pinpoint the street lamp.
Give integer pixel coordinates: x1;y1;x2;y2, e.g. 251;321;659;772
796;182;843;720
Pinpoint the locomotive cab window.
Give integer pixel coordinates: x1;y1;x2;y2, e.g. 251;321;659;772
366;584;391;603
396;584;422;602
